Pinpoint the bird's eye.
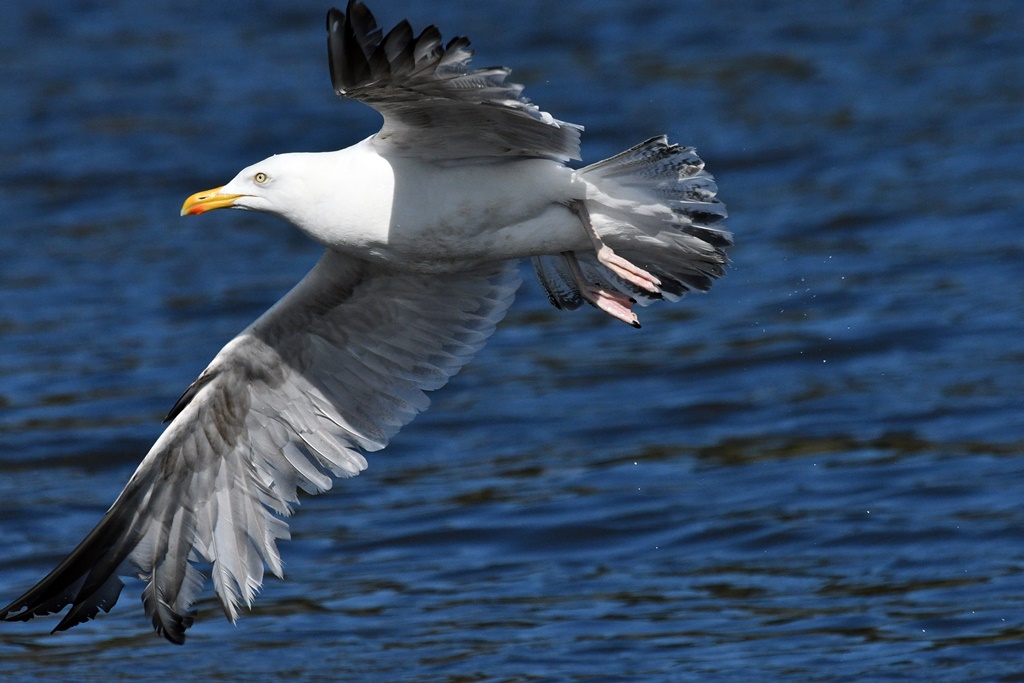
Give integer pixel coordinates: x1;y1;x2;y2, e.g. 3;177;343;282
254;172;269;184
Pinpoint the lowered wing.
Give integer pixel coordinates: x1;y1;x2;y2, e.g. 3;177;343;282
0;250;519;643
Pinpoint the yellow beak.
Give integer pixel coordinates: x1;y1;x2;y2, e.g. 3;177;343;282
180;186;245;216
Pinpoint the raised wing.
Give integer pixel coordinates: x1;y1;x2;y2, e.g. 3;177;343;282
0;250;520;644
327;1;582;161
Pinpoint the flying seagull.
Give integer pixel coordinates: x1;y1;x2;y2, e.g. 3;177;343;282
1;1;729;644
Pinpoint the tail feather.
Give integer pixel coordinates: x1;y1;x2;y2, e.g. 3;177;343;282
532;136;730;316
531;254;584;311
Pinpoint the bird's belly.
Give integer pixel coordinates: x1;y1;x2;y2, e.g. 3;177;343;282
375;202;587;271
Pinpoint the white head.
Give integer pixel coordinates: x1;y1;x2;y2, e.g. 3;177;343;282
182;141;393;250
181;153;327;225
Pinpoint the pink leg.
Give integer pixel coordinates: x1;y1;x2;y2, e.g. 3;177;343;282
570;201;661;294
561;252;641;328
593;245;661;293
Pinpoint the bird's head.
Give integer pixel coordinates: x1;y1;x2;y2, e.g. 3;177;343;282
181;154;309;218
180;146;383;249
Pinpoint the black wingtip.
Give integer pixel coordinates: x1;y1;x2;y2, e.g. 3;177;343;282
0;604;32;623
327;1;386;94
153;613;193;646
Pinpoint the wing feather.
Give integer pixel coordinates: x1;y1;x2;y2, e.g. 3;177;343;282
0;250;520;643
326;2;582;161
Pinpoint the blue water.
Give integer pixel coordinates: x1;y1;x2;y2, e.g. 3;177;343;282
2;1;1023;680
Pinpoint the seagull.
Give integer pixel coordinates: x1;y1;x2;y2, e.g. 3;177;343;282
1;1;729;644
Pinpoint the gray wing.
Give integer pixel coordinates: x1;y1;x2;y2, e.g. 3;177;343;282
0;250;520;644
327;1;582;161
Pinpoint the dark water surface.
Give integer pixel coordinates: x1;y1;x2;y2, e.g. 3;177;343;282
2;1;1023;681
